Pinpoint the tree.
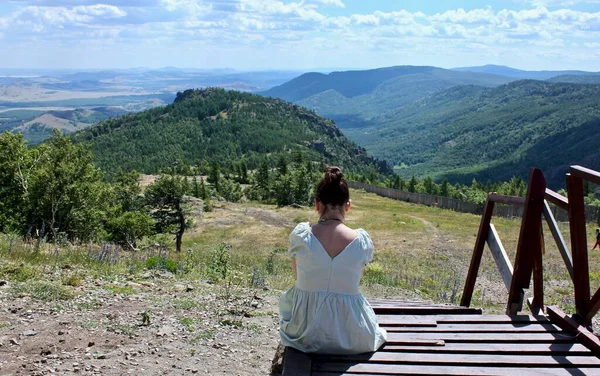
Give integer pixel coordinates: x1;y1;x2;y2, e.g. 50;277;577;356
27;130;109;242
423;177;434;194
256;158;270;192
208;161;220;192
277;155;288;176
145;175;188;252
0;132;35;233
408;176;417;193
440;178;449;196
113;170;142;212
107;211;155;250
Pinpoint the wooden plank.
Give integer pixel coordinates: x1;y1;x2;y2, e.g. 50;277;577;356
571;165;600;186
368;299;435;305
566;173;591;321
381;323;561;333
311;352;600;366
461;198;495;307
545;188;569;211
372;306;482;315
282;347;312;376
488;194;526;206
542;200;574;282
380;342;592;355
375;315;437;327
547;305;600;356
377;314;549;324
508;168;546;315
386;332;575;343
486;223;513;291
312;363;600;376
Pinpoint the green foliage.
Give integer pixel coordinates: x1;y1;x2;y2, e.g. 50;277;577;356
207;243;231;282
0;130;110;242
107;211;155;250
218;178;243;203
145;175;189;251
145;255;179;274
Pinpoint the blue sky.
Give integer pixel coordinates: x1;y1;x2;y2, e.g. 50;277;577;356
1;0;599;71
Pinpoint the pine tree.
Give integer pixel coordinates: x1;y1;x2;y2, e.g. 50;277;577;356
408;176;417;193
440;178;449;196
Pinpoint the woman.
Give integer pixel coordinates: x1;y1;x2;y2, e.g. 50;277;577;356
278;166;387;354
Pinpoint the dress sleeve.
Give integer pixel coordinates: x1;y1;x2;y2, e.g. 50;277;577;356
287;222;310;258
358;229;375;265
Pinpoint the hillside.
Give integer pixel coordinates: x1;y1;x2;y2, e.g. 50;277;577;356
261;66;516;125
547;75;600;84
453;65;600;80
1;107;128;143
72;88;390;175
343;80;600;187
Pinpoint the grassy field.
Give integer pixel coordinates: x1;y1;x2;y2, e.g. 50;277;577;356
2;188;600;315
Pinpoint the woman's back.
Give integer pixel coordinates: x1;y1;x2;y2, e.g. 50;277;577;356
279;222;387;354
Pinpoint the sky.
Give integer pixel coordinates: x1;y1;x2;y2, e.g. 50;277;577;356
0;0;599;71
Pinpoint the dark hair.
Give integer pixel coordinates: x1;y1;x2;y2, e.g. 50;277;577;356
315;166;349;207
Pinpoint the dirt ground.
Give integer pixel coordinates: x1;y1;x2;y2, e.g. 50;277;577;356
0;276;282;376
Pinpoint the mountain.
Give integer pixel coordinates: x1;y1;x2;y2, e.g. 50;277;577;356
342;80;600;187
1;107;128;144
547;75;600;84
453;64;600;80
72;88;390;176
261;66;517;128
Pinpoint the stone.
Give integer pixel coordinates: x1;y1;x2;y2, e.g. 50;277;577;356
23;329;38;336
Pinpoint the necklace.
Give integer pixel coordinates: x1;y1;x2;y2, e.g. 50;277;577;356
318;217;343;224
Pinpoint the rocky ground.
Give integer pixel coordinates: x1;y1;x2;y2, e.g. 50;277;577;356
0;273;281;376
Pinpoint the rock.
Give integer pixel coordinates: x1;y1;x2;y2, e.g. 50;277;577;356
156;326;174;337
173;284;186;292
10;338;20;345
23;329;38;336
185;285;194;292
0;280;8;287
88;341;95;347
126;282;142;288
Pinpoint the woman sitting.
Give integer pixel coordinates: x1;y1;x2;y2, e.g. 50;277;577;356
278;166;387;354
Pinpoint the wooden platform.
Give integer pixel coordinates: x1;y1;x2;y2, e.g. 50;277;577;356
282;300;600;375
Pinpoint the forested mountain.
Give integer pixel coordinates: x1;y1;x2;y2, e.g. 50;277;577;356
547;75;600;84
342;80;600;187
261;66;515;127
453;65;600;80
72;88;390;176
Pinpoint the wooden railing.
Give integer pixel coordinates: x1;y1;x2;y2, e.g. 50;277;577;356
461;166;600;325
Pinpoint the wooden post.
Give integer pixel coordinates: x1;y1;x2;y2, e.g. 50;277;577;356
566;172;590;322
542;200;574;282
461;198;495;307
507;168;546;315
531;224;544;314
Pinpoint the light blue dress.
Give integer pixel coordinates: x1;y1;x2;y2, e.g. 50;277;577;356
279;222;387;354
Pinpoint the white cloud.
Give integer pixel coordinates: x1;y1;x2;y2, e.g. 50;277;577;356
0;1;599;70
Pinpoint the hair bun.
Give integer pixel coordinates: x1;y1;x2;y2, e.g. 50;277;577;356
324;166;343;183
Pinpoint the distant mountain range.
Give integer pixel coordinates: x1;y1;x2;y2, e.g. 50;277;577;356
453;64;600;80
261;65;600;187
